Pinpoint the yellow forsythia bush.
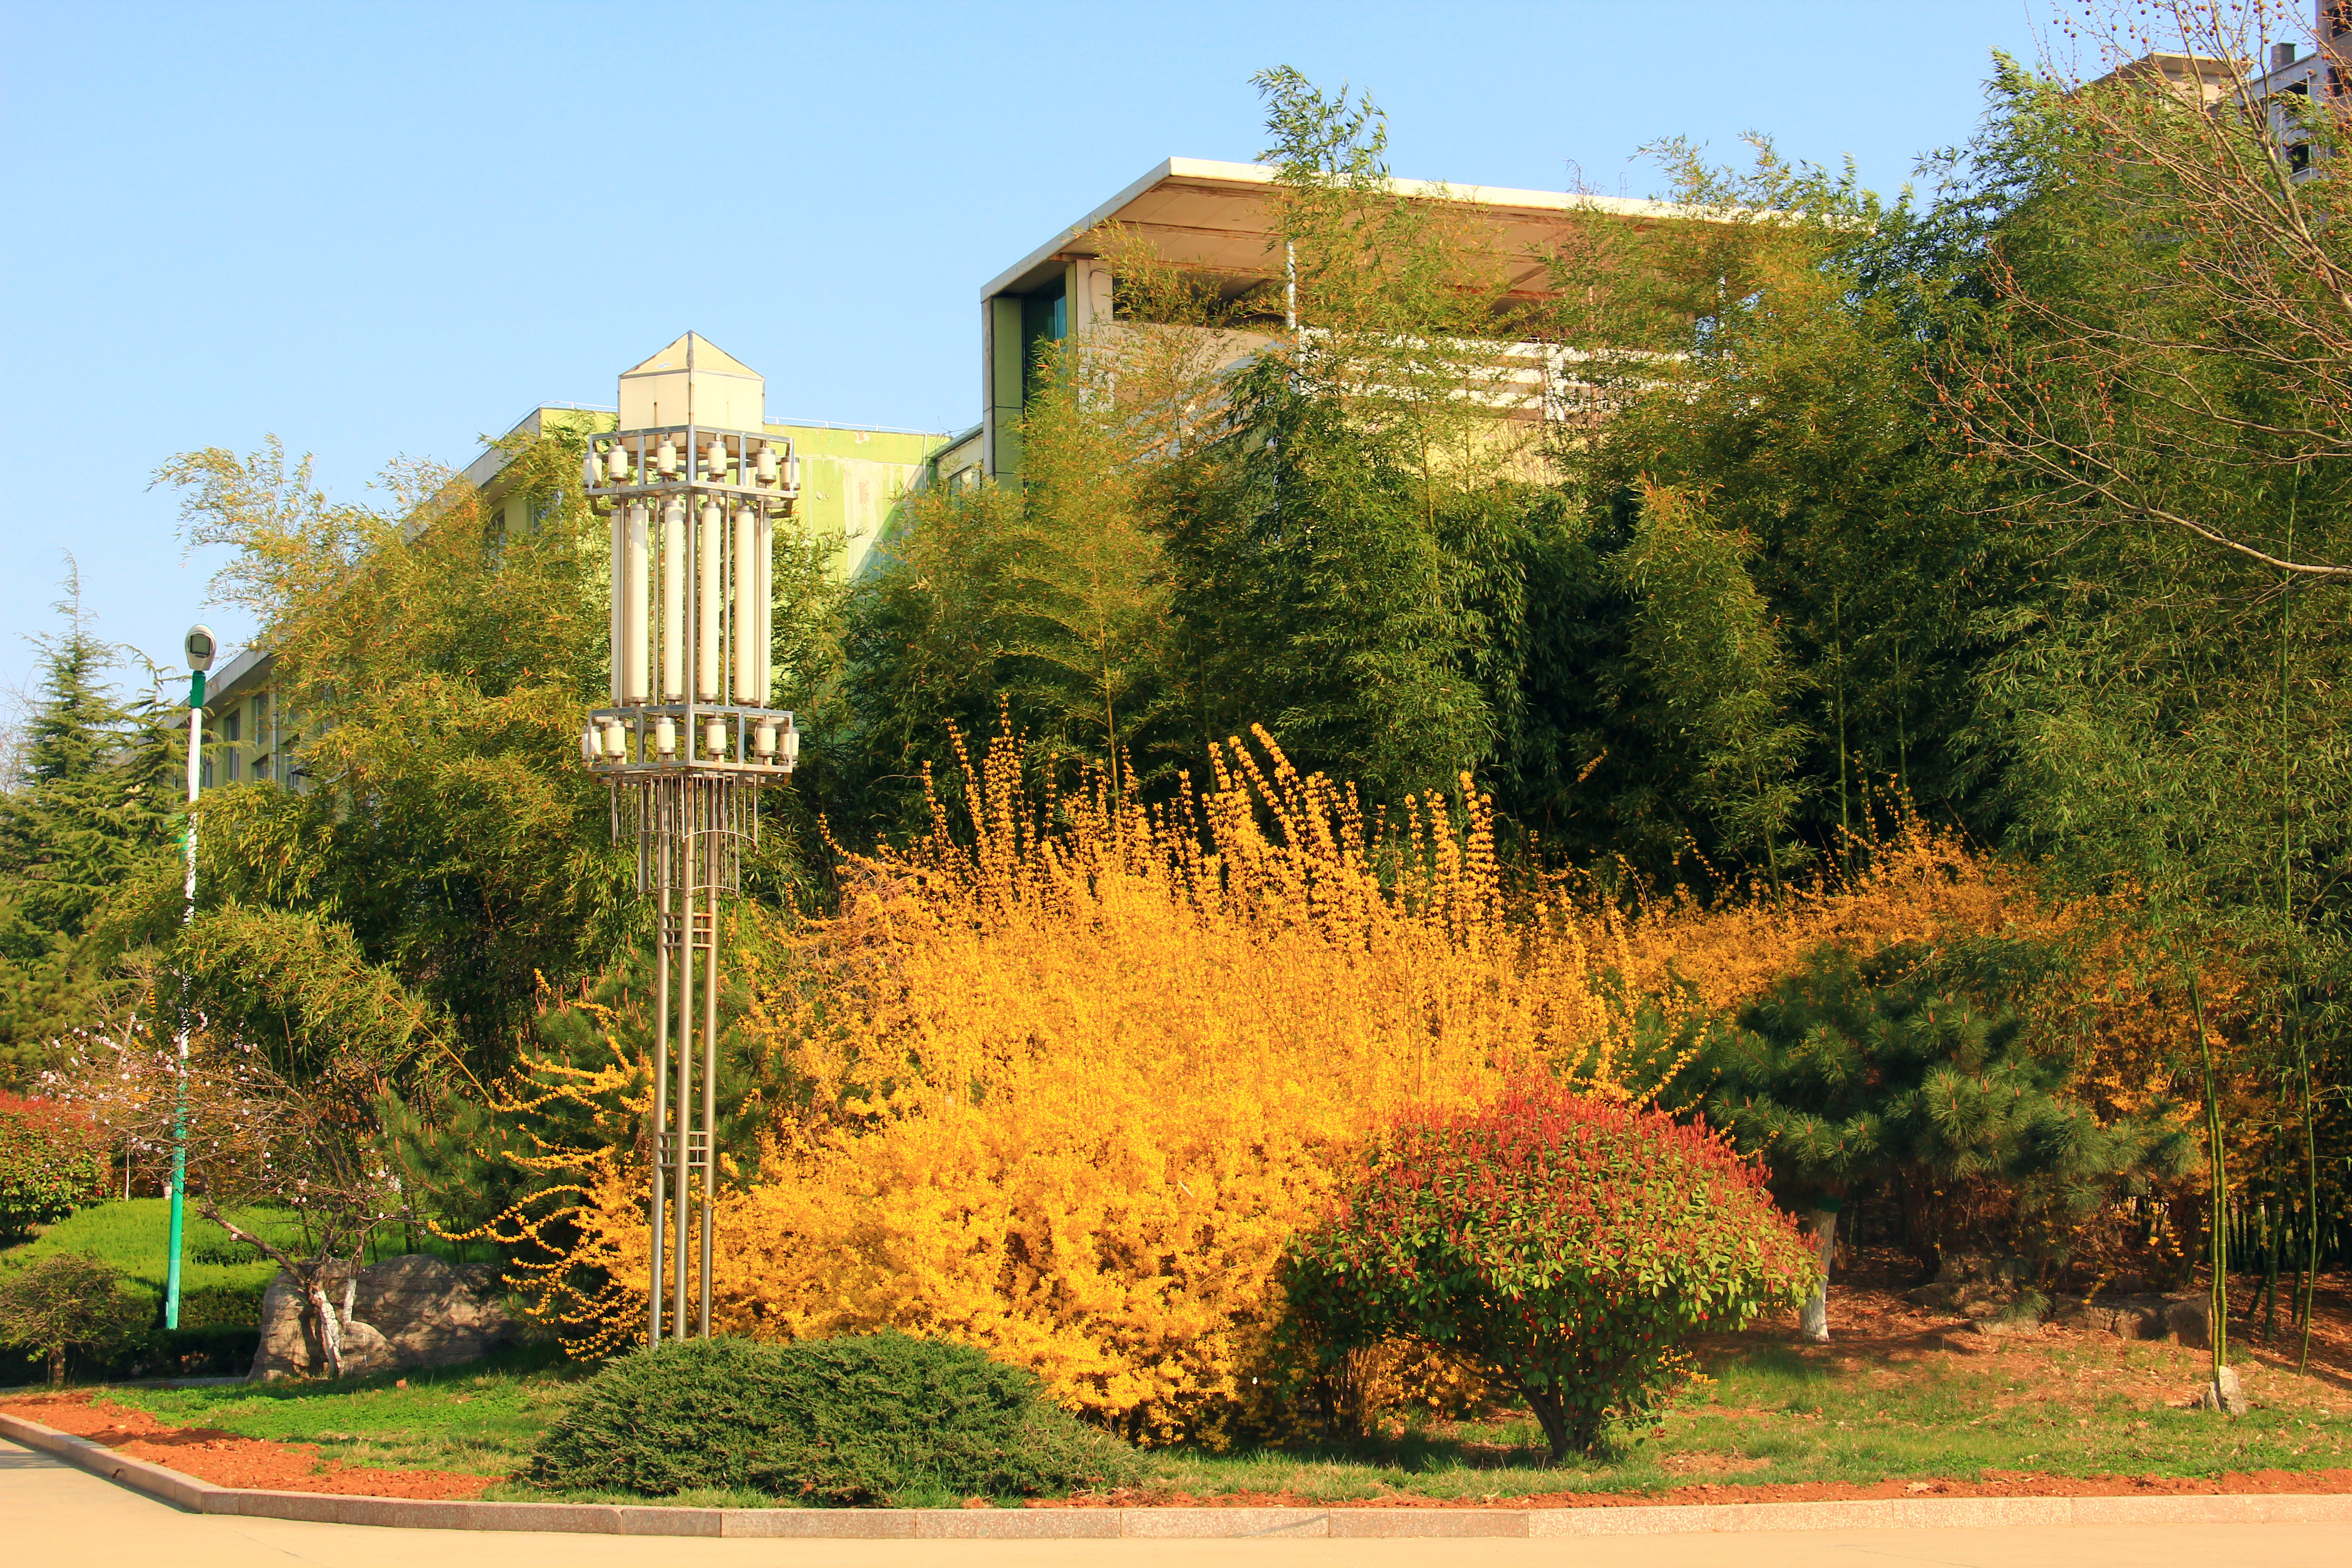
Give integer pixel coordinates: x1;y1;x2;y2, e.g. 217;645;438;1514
572;726;1697;1443
548;726;2113;1441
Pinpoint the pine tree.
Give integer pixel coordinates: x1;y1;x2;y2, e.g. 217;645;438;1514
0;570;179;1082
1690;941;2193;1338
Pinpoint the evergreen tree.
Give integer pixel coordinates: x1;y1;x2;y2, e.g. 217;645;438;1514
1690;941;2193;1337
0;570;178;1082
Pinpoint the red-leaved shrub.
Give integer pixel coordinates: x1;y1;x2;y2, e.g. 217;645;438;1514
0;1093;109;1242
1284;1079;1818;1460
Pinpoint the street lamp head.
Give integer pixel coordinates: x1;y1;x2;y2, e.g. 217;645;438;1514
184;625;217;674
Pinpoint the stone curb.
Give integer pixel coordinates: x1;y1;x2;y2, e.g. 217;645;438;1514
5;1410;2350;1539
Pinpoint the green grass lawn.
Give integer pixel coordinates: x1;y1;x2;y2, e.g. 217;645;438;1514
108;1344;584;1480
1128;1336;2352;1503
2;1200;496;1329
86;1329;2352;1507
4;1200;299;1328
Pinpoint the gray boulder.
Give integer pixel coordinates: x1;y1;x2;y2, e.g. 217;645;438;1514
2052;1294;2171;1339
2044;1291;2210;1345
2196;1365;2250;1416
2164;1296;2211;1350
249;1254;520;1381
1905;1254;2037;1318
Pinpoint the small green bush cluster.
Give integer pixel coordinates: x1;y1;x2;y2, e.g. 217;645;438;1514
0;1250;147;1384
528;1333;1139;1505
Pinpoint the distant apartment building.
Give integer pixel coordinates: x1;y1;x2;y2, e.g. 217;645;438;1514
2090;1;2346;176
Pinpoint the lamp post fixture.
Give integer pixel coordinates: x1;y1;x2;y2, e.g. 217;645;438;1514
167;623;216;1333
579;335;801;1344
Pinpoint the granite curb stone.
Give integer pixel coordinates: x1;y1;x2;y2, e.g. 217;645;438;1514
7;1409;2352;1539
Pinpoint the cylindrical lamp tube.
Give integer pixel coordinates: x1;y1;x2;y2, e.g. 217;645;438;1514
662;500;687;701
696;502;722;702
755;513;773;705
608;505;624;704
622;505;652;704
730;507;757;704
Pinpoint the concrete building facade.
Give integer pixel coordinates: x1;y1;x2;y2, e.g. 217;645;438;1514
975;157;1691;484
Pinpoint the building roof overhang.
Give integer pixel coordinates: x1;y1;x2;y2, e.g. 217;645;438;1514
981;157;1699;305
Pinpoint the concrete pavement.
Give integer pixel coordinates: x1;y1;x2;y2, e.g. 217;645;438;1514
4;1438;2346;1568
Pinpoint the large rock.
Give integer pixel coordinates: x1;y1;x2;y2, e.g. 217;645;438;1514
2052;1294;2171;1339
2164;1295;2211;1350
2044;1291;2210;1345
1905;1254;2036;1318
249;1254;521;1382
2196;1365;2250;1416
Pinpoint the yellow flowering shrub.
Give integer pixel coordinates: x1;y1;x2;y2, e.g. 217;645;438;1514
556;726;1693;1441
524;727;2242;1433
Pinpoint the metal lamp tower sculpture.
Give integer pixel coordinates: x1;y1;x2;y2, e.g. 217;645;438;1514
578;334;800;1343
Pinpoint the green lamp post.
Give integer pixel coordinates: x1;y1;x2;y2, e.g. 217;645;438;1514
167;624;216;1332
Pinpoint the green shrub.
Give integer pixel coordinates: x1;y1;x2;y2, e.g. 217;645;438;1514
528;1333;1138;1504
0;1251;149;1385
1285;1077;1819;1461
1692;941;2195;1269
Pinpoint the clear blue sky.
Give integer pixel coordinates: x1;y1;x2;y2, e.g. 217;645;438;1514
0;0;2067;702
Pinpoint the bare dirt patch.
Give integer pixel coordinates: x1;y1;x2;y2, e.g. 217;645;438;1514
1;1393;495;1499
1705;1259;2352;1416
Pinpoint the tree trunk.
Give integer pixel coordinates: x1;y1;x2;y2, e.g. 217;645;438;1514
1799;1207;1838;1343
47;1346;64;1387
300;1272;347;1378
1895;1172;1939;1279
1526;1388;1570;1464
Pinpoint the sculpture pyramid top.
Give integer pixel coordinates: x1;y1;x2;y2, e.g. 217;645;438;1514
618;332;764;432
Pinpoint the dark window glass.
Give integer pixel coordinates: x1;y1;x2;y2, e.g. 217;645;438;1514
1020;276;1070;407
224;710;240;742
2292;142;2313;172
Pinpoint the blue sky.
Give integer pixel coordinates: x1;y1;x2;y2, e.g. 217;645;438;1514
0;0;2068;701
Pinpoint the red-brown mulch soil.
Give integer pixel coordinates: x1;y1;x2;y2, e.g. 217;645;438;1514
0;1393;495;1499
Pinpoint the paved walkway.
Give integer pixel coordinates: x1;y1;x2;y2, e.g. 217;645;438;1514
4;1439;2345;1568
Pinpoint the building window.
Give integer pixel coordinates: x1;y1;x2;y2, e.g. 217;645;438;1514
223;709;240;743
226;750;241;781
199;758;213;789
1021;277;1068;407
254;752;271;782
2333;2;2351;39
2292;142;2313;172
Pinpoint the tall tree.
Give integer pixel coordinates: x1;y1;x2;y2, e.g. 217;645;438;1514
0;567;178;1082
154;434;632;1081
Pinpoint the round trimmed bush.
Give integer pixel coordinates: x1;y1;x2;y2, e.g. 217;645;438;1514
528;1332;1137;1504
1285;1078;1818;1460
